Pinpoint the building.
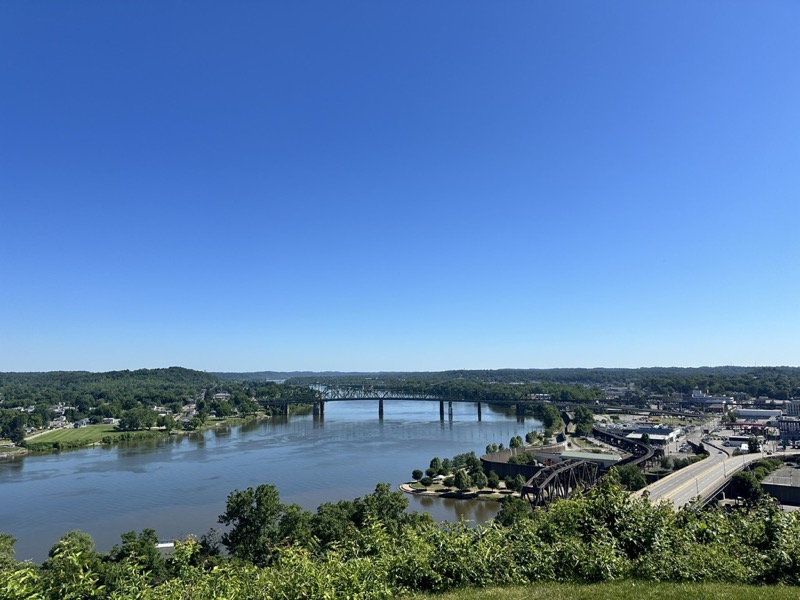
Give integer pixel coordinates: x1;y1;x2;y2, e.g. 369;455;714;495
733;408;782;420
777;417;800;445
560;450;622;469
785;400;800;417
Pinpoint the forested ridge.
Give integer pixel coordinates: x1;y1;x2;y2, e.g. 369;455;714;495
285;366;800;400
0;368;320;445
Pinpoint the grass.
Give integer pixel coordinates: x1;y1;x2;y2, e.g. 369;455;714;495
28;424;127;445
404;582;799;600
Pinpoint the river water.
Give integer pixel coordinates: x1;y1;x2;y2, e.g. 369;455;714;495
0;400;538;562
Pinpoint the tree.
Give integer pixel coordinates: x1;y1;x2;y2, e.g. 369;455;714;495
732;471;763;504
412;469;423;481
42;530;102;595
641;432;651;445
495;496;530;526
748;436;760;454
454;470;472;491
473;470;488;490
614;465;647;491
573;405;594;436
429;457;442;473
487;470;500;489
107;528;166;585
218;484;286;565
440;458;452;475
0;532;16;570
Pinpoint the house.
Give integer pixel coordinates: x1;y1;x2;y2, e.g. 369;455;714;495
73;418;90;428
49;416;69;429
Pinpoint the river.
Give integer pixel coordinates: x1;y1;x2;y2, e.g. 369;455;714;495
0;400;539;562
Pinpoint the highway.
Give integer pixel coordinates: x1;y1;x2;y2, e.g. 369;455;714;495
636;442;800;509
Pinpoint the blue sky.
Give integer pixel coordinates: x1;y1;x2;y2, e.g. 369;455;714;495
1;1;799;372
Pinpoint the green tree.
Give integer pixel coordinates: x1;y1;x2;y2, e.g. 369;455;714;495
472;470;488;489
454;470;472;491
731;471;763;504
573;405;594;436
412;469;423;481
495;496;530;526
615;464;647;491
218;484;287;565
487;470;500;489
0;532;16;571
42;530;103;597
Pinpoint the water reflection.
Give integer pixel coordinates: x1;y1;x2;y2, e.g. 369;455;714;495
0;400;537;562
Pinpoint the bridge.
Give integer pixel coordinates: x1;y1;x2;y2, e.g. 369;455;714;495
513;426;662;508
264;385;544;421
637;446;800;510
521;459;599;507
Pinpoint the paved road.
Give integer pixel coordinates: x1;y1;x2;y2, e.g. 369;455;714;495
636;443;800;510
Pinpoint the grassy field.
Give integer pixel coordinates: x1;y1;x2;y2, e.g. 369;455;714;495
406;582;799;600
28;424;126;444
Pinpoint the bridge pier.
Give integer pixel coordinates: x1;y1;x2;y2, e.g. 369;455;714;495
379;398;384;420
448;401;453;420
439;400;445;421
313;401;325;417
477;402;482;421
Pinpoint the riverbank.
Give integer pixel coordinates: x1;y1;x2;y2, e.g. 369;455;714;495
18;413;270;455
399;481;517;502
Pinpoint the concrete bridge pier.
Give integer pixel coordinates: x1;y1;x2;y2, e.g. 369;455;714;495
448;401;453;420
477;402;482;421
439;400;445;421
379;398;384;420
313;401;325;417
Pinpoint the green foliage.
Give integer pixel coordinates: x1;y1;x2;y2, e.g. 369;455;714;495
508;451;538;465
614;465;647;491
218;484;289;565
454;470;472;491
573;405;595;437
495;496;531;526
8;470;800;598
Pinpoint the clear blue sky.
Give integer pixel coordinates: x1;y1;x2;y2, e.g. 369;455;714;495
2;1;798;372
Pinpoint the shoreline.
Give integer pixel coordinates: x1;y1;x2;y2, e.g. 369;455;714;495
398;482;518;502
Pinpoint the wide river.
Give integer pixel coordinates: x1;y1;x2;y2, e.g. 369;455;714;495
1;400;539;562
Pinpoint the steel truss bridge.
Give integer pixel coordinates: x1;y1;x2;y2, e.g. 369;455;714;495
521;459;599;507
320;387;438;401
517;426;662;508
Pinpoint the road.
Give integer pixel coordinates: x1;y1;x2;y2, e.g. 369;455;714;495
636;442;800;510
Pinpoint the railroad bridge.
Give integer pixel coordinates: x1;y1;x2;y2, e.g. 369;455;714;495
521;459;599;507
516;427;661;507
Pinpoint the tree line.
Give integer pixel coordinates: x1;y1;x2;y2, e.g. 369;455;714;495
3;472;800;598
0;369;321;444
